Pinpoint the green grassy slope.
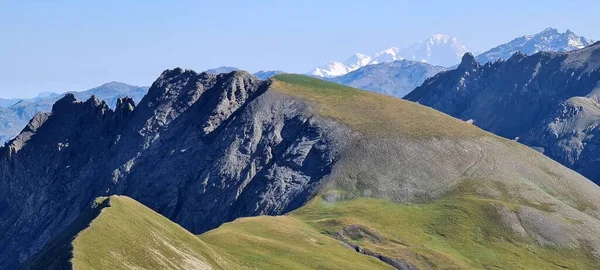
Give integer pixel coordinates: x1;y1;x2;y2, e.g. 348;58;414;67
198;74;600;269
293;192;598;269
200;215;391;270
26;196;234;270
28;195;393;270
271;74;486;138
27;74;600;269
201;190;597;270
70;196;231;270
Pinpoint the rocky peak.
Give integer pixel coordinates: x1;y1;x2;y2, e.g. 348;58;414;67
539;27;560;36
457;52;480;70
51;93;78;113
83;95;110;118
116;96;135;112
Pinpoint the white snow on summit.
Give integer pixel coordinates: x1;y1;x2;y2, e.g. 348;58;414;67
309;53;372;78
371;47;402;64
476;28;595;64
309;34;471;77
398;34;470;67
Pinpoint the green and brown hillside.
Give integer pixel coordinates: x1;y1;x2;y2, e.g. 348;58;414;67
2;71;600;269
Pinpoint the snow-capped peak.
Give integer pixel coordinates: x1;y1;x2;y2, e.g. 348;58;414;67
429;34;454;44
371;47;402;64
309;34;472;77
343;53;372;69
476;28;595;64
398;35;470;66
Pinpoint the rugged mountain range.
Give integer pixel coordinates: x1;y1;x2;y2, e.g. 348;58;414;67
1;70;600;269
0;82;148;144
330;60;446;98
309;34;470;77
406;41;600;185
324;28;595;100
477;28;594;64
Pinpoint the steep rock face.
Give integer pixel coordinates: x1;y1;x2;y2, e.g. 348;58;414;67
0;70;345;268
406;42;600;184
330;60;446;98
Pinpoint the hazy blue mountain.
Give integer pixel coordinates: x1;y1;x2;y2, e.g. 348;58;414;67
331;60;446;98
205;66;240;74
253;70;284;79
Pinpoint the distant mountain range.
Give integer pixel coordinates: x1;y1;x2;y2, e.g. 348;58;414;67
326;28;595;99
477;28;594;63
309;34;471;77
0;82;148;143
405;41;600;184
330;60;446;98
253;70;284;79
204;66;240;74
205;66;283;79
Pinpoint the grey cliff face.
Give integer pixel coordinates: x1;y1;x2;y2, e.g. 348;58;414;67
406;42;600;184
0;70;346;268
331;60;446;98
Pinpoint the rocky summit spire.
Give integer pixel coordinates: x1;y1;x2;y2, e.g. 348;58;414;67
457;52;480;70
51;93;78;113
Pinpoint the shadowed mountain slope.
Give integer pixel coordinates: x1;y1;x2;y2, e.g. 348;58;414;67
1;71;600;268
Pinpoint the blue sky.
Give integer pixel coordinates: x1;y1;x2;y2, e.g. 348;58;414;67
1;0;599;97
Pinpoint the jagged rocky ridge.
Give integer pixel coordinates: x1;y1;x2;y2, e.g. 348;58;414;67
406;42;600;184
0;82;148;144
2;69;600;268
0;70;345;268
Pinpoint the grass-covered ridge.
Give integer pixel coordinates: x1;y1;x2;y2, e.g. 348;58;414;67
69;196;232;270
200;215;390;270
292;193;598;269
201;191;598;269
271;74;486;138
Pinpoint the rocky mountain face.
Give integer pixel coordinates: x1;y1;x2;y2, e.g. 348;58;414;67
476;28;594;64
0;82;147;144
0;70;344;268
331;60;446;98
2;70;600;268
406;42;600;184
